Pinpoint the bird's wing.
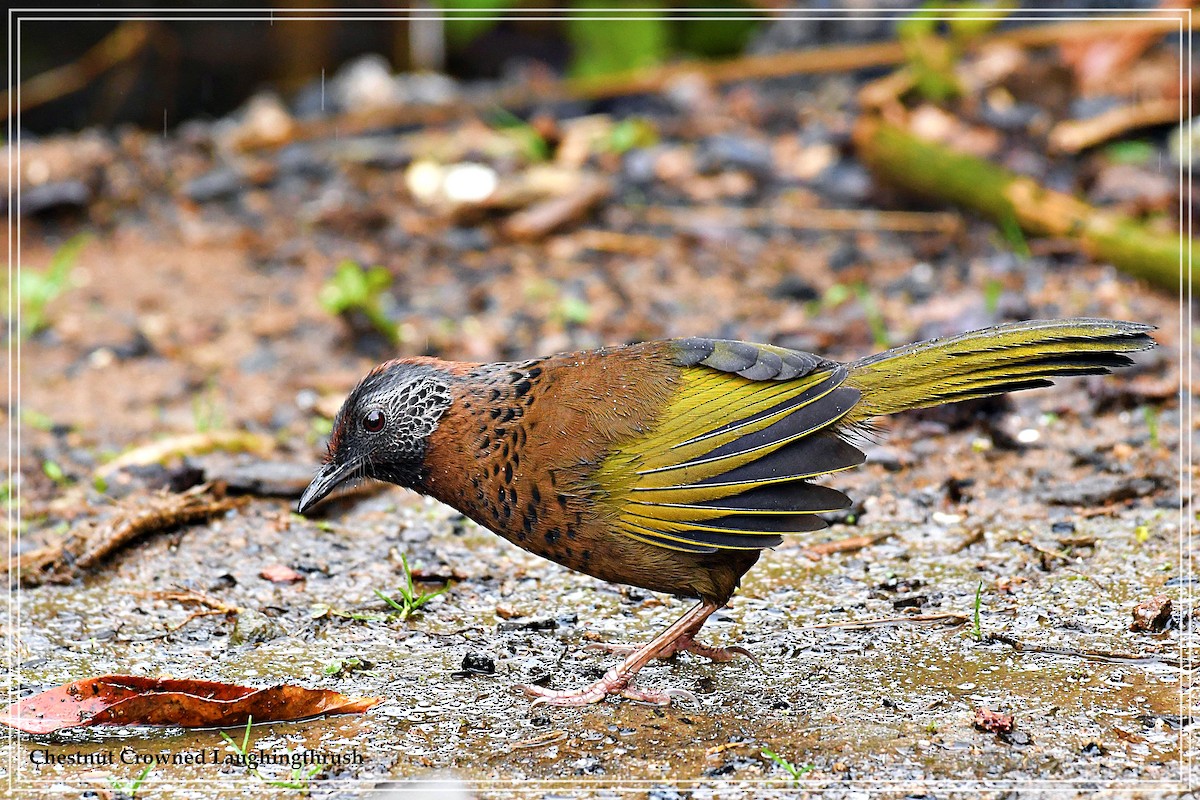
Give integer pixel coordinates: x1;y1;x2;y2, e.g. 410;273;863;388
592;339;866;554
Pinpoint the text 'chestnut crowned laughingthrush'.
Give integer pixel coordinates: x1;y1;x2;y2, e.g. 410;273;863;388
298;318;1154;706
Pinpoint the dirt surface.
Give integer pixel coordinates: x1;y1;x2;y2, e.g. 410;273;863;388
8;27;1194;800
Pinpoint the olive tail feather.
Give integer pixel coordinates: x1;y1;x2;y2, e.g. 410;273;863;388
844;318;1155;421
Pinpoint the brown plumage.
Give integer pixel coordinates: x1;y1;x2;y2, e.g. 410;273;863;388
298;318;1154;705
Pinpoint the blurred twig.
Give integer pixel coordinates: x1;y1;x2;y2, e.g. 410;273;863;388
3;21;155;118
1049;96;1182;153
641;205;964;234
252;16;1197;151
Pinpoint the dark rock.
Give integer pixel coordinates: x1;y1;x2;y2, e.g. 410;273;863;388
460;651;496;675
569;756;604;775
497;617;557;632
116;461;205;494
1051;521;1076;534
696;135;773;180
979;101;1043;132
815;160;872;204
648;787;687;800
770;275;819;302
622;147;660;185
1130;594;1172;632
184;168;245;202
1001;730;1032;746
201;458;314;497
238;343;278;374
22;180;90;214
828;241;862;272
1040;475;1160;506
821;499;865;526
703;763;736;777
866;445;908;472
1070;95;1122;120
276;144;330;179
443;227;492;252
944;476;975;503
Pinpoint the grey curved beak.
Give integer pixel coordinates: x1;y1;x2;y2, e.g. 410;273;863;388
297;459;358;514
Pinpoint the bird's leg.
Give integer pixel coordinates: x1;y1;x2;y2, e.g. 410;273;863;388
521;600;723;707
584;603;757;665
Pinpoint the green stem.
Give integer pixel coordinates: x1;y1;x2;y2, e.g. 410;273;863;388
855;117;1192;291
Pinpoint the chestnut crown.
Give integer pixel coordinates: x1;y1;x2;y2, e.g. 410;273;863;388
297;361;453;513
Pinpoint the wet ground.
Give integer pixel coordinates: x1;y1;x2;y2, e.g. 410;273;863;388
8;25;1195;799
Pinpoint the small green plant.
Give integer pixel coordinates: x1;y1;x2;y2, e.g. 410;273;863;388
373;554;449;621
604;118;658;154
971;580;984;641
804;282;851;319
983;279;1004;314
20;408;55;432
42;460;69;486
17;234;88;339
293;513;337;533
108;763;153;798
554;295;593;327
310;603;389;623
489;107;549;162
323;656;375;677
220;717;322;792
761;747;813;785
897;1;1013;102
191;382;226;432
854;282;890;349
1142;405;1160;448
1105;139;1156;166
998;212;1031;259
318;260;398;345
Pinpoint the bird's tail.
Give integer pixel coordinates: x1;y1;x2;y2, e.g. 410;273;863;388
844;318;1155;422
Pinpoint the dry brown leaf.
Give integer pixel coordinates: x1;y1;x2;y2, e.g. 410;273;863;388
1;675;380;734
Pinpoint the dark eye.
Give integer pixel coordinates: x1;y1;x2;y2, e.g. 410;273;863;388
362;409;386;433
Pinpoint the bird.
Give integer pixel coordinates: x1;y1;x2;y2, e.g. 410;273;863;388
298;318;1154;706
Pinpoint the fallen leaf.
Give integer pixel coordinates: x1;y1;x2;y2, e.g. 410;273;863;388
1;675;380;734
260;564;304;584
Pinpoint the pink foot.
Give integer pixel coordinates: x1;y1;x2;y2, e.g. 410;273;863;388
519;667;697;707
586;634;758;666
517;600;726;708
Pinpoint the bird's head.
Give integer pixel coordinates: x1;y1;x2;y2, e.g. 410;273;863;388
297;359;454;514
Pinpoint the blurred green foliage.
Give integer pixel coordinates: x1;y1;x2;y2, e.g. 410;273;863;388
1104;139;1156;166
318;260;399;345
898;1;1013;102
489;106;551;161
604;117;658;154
441;2;760;79
17;234;88;340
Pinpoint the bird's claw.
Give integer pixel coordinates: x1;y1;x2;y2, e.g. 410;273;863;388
621;686;697;706
587;637;757;666
519;677;696;708
520;681;614;707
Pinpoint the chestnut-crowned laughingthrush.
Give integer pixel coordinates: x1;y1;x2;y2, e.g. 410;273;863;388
298;318;1154;706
